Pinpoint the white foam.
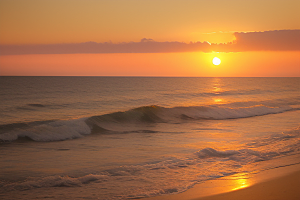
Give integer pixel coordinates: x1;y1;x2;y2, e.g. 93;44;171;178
2;174;108;192
0;118;91;142
195;138;299;164
0;105;296;142
2;127;299;195
196;148;239;158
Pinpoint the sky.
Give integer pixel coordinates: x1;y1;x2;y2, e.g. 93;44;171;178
0;0;299;76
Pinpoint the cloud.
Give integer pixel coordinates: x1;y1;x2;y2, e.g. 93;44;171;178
0;41;212;55
0;30;299;55
212;30;300;52
140;38;155;42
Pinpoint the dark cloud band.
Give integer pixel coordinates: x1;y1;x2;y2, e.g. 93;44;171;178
1;30;299;55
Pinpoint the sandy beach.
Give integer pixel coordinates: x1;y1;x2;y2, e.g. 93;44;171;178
144;164;300;200
196;171;300;200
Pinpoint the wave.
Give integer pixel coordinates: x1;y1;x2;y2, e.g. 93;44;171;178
0;119;91;142
195;148;283;163
1;127;299;196
16;103;47;111
196;127;300;163
1;174;108;192
0;104;297;143
87;104;295;126
166;104;295;120
27;104;46;108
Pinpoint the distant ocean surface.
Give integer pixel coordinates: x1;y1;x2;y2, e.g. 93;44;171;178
0;77;299;199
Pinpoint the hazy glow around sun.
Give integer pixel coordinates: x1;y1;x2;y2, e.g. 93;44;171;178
213;57;221;65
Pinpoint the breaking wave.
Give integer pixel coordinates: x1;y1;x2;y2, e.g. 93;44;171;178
0;104;297;143
1;174;108;192
0;119;91;142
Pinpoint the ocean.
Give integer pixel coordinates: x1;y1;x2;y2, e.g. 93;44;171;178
0;77;299;199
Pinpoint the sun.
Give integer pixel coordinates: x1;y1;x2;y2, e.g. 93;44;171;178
212;57;221;65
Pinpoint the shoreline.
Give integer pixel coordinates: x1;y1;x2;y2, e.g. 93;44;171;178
196;170;300;200
144;162;300;200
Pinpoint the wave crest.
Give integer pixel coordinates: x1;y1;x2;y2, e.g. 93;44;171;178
1;174;108;192
0;119;91;142
87;105;164;124
0;104;296;143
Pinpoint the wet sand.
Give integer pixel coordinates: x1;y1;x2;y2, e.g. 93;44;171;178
195;170;300;200
144;164;300;200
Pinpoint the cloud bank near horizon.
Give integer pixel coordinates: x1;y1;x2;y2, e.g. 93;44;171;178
0;30;299;55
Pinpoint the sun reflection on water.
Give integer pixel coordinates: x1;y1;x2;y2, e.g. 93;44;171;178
213;98;223;103
230;173;251;191
211;78;225;104
213;86;221;94
232;178;249;190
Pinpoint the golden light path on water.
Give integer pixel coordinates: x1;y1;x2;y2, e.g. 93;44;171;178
212;78;225;104
232;177;250;191
219;172;251;191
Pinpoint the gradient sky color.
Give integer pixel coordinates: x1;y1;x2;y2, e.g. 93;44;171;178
1;0;299;44
0;0;299;76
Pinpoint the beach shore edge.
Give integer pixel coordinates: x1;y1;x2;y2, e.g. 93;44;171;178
144;163;300;200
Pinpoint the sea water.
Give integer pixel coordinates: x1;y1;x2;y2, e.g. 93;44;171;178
0;77;299;199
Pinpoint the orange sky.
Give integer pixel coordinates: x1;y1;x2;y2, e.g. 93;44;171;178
1;0;299;44
1;52;299;77
0;0;299;76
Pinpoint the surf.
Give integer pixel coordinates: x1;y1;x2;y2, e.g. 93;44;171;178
0;104;297;143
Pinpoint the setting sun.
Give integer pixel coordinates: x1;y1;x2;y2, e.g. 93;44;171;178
0;0;299;199
213;57;221;65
